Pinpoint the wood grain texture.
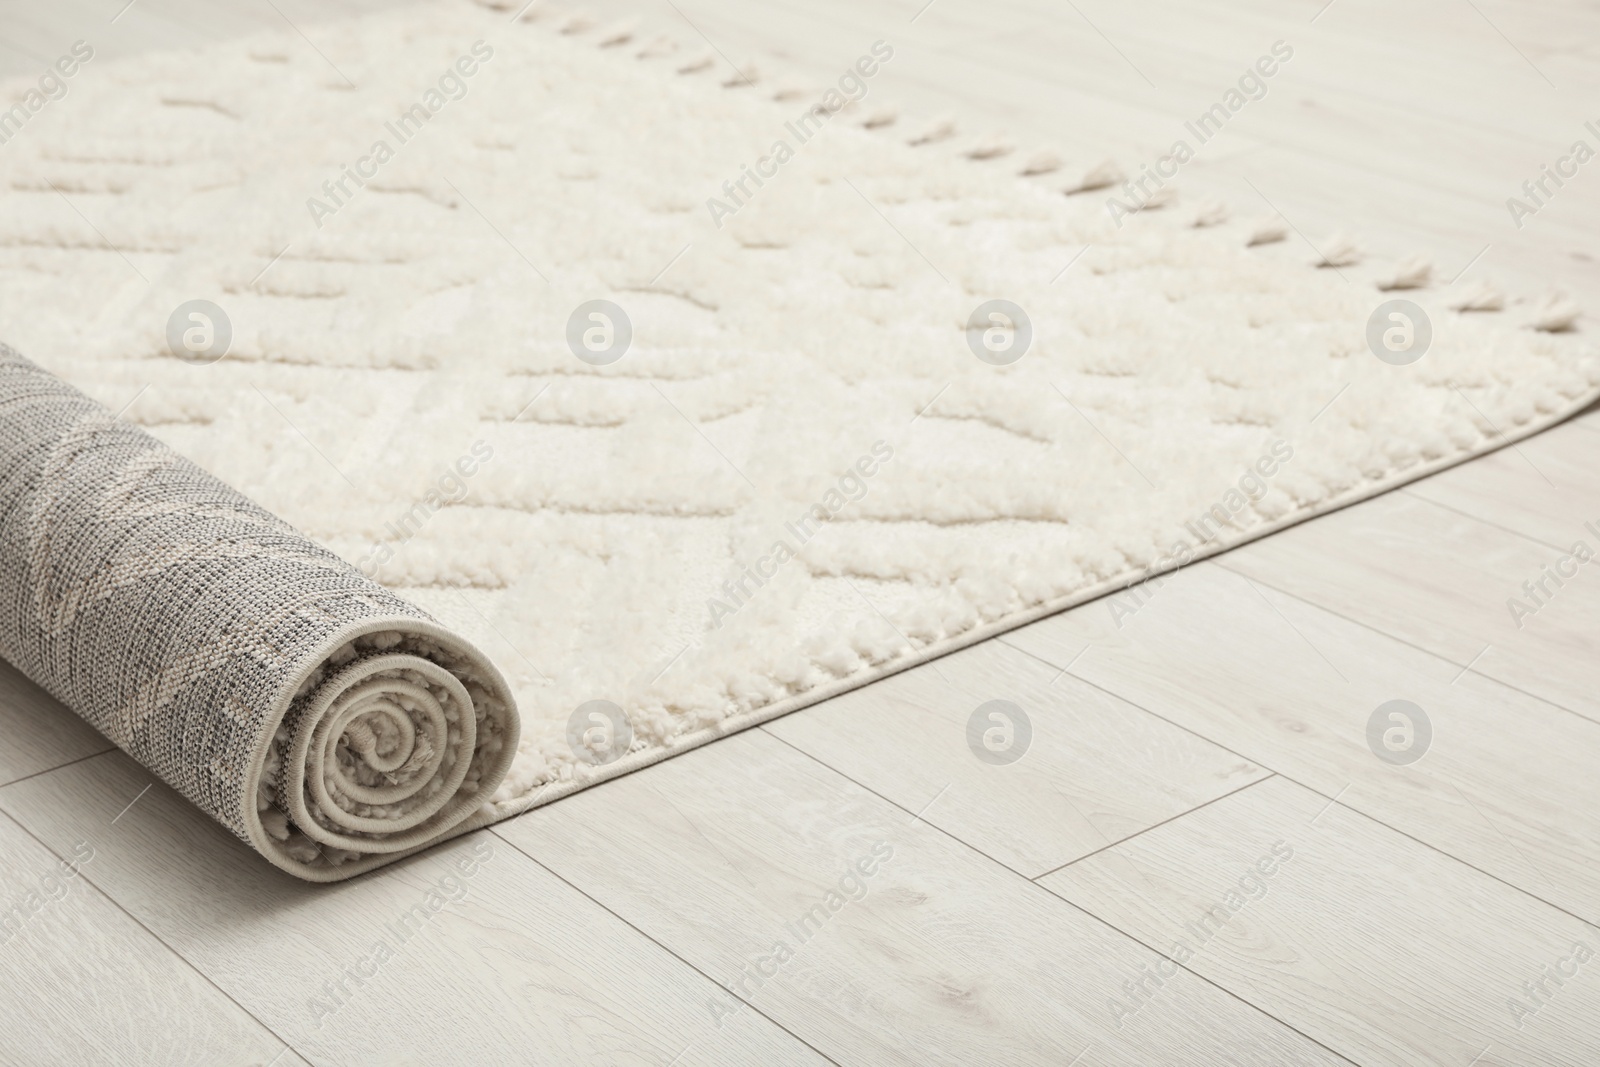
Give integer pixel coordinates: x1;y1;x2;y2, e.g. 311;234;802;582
0;657;112;787
1003;559;1600;925
1043;775;1600;1067
499;728;1349;1067
0;751;829;1067
0;809;292;1067
764;637;1266;877
1218;489;1600;721
1405;420;1600;550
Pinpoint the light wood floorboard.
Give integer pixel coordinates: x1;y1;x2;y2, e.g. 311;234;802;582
1405;420;1600;551
0;808;297;1067
496;727;1351;1066
1002;559;1600;926
0;751;832;1067
1042;775;1600;1067
1220;488;1600;722
763;637;1267;878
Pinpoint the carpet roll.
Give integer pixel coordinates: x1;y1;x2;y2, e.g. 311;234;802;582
0;345;519;881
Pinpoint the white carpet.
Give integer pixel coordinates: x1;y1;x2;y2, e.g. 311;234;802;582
3;0;1595;821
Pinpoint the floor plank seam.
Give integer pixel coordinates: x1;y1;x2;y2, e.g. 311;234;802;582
0;746;117;791
1399;485;1583;556
995;635;1293;788
758;726;1051;876
1206;556;1600;729
751;728;1357;1061
0;805;312;1067
996;633;1600;937
1022;880;1366;1067
1030;773;1280;882
484;824;846;1067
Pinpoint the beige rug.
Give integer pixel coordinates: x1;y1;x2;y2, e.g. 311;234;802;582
0;0;1594;876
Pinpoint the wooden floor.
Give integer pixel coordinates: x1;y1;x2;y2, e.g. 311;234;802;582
4;1;1600;1064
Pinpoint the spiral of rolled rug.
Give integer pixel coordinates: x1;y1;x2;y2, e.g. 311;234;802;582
0;344;519;882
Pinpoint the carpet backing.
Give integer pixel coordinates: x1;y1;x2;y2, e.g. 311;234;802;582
0;346;517;879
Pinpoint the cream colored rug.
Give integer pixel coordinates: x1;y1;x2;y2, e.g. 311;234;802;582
2;0;1594;865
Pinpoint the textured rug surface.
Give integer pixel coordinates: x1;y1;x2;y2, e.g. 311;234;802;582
1;0;1596;843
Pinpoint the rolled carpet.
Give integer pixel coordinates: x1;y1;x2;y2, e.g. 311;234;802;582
0;344;519;882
